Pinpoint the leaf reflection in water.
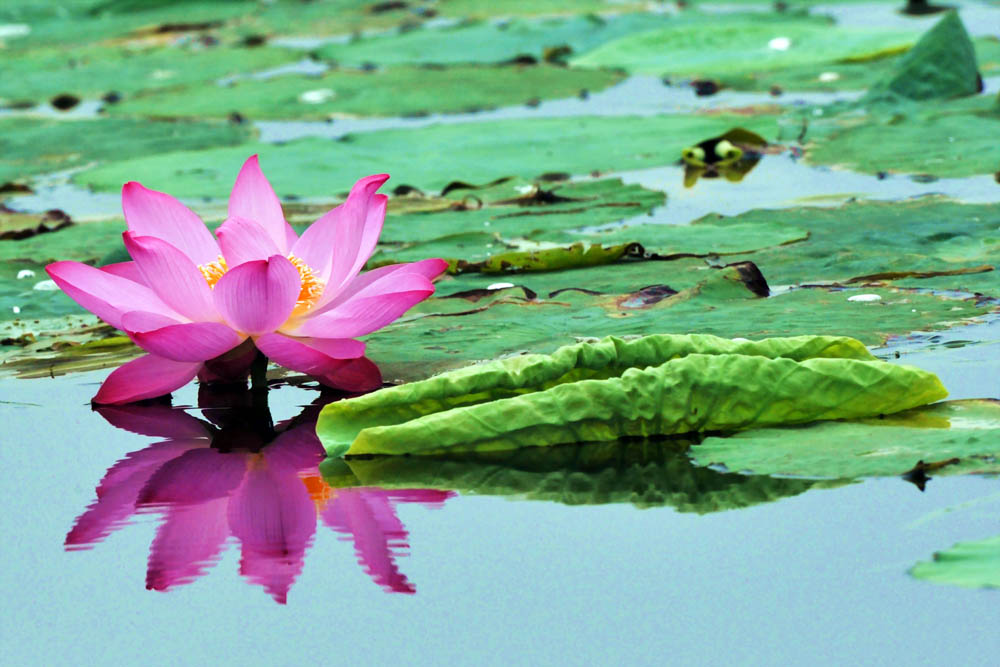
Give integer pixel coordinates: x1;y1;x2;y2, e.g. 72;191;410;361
65;384;452;602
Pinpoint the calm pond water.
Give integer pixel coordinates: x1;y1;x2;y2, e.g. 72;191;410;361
3;361;998;666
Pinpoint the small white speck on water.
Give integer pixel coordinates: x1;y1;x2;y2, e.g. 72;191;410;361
32;279;59;291
848;294;882;303
818;72;840;82
16;269;36;279
487;282;515;290
11;306;21;314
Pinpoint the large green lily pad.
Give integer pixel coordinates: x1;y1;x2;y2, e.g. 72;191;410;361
0;43;303;104
319;439;837;513
107;64;625;120
74;113;779;197
710;198;1000;294
910;535;1000;589
313;14;676;66
690;399;1000;478
570;13;917;78
0;117;253;185
803;95;1000;178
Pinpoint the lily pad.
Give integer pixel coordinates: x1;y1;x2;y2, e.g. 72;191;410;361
0;43;303;104
709;198;1000;294
570;13;917;78
910;535;1000;589
108;64;625;119
0;117;253;184
319;439;837;513
690;399;1000;479
317;333;945;457
75;113;779;197
313;14;676;67
803;96;1000;178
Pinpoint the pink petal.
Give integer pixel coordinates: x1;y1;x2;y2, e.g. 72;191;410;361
100;260;147;285
122;181;220;266
213;255;300;335
65;441;198;549
129;321;245;363
255;333;365;377
293;273;435;339
291;174;389;292
46;261;180;330
310;258;448;318
228;155;297;254
93;354;202;405
123;232;220;323
228;459;317;604
321;490;415;594
94;403;211;439
314;356;382;393
138;448;248;505
216;215;282;267
146;498;230;592
120;310;183;333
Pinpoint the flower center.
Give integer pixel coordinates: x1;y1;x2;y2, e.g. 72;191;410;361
198;254;324;314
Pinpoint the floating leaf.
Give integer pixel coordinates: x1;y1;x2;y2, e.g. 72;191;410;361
74;113;779;198
691;399;1000;479
570;14;917;78
0;117;253;184
108;64;625;119
910;535;1000;589
313;14;676;66
316;333;944;457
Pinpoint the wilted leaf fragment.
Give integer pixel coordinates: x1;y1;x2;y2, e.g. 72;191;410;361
910;535;1000;590
316;333;944;457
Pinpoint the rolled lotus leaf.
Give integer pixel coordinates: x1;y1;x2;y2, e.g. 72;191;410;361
323;349;945;457
317;334;876;455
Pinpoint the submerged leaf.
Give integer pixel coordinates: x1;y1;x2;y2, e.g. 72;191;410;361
316;333;943;457
691;399;1000;479
910;534;1000;589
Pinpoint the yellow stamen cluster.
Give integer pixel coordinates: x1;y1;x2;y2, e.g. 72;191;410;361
288;254;324;314
198;256;228;288
197;253;324;315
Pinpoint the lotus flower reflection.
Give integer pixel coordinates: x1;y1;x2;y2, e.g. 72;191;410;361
66;387;453;602
46;155;447;404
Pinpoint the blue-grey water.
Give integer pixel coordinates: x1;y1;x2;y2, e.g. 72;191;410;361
3;366;998;666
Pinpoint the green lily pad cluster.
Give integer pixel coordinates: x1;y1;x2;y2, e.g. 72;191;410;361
317;333;946;457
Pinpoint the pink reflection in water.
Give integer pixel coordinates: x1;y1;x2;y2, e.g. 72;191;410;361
66;389;452;602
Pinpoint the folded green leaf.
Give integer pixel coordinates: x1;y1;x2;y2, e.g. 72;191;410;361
316;334;941;457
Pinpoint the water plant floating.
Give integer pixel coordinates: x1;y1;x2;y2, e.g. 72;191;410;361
316;334;947;457
46;155;446;404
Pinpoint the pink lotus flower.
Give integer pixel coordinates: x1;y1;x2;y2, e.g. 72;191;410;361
46;155;447;404
67;391;453;602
